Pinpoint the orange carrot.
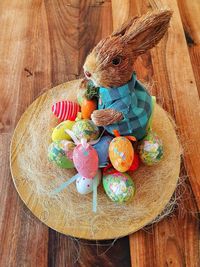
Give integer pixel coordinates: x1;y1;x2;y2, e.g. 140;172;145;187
81;97;97;119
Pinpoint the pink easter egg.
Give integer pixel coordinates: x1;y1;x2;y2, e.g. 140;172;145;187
73;144;99;179
52;100;80;121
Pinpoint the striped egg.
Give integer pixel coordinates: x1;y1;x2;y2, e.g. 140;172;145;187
52;100;80;121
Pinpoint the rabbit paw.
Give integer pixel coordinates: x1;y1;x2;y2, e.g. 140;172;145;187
91;109;123;126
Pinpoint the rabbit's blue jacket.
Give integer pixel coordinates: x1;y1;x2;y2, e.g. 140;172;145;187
98;73;154;140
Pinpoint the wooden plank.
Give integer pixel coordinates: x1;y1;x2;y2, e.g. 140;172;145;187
0;134;48;267
129;171;199;267
0;0;131;266
48;234;131;267
111;0;199;266
177;0;200;96
1;0;199;266
149;0;200;209
0;0;50;266
43;1;130;266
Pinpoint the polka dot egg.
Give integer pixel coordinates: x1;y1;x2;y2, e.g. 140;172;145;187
76;169;102;194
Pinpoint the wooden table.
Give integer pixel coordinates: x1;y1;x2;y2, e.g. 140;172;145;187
0;0;199;266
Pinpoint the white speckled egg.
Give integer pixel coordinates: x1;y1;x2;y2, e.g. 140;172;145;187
76;169;102;194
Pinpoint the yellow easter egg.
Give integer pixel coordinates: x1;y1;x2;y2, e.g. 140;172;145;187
109;137;134;172
52;120;75;141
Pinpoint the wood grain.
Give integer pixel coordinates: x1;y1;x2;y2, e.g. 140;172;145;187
0;0;199;266
0;135;48;267
0;1;49;266
177;0;200;96
48;234;131;267
150;0;200;208
111;0;200;266
0;0;131;266
42;1;129;266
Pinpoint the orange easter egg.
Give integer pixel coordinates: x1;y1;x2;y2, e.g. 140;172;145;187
81;98;97;119
109;137;134;172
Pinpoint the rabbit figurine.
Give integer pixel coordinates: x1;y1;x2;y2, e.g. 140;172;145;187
83;10;172;140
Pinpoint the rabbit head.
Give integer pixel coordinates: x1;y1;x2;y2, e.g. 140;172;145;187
83;9;172;88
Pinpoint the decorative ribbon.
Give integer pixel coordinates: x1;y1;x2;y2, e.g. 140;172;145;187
51;173;79;195
92;175;98;213
113;129;137;142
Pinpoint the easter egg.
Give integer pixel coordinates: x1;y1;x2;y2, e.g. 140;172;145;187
103;171;135;203
58;140;76;160
93;135;113;167
52;120;75;141
52;100;80;121
109;137;134;172
138;131;164;165
76;169;102;194
72;119;99;141
48;141;74;168
73;143;99;178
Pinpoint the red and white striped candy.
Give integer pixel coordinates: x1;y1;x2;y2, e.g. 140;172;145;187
52;100;80;121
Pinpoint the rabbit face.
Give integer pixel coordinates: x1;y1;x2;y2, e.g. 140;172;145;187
83;36;134;88
83;10;172;88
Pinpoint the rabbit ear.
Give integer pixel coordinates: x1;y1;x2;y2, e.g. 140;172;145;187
121;10;173;56
111;16;139;37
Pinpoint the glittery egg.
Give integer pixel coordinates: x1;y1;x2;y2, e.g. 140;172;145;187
72;119;99;141
52;120;75;141
48;141;74;168
138;131;164;165
76;169;102;194
93;135;113;167
103;171;135;203
52;100;80;121
73;143;99;178
58;140;76;160
109;137;134;172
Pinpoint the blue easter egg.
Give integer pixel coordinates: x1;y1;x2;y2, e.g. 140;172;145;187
93;135;113;167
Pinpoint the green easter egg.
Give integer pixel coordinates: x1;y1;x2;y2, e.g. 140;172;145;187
103;172;135;203
48;141;74;169
72;119;99;141
139;131;164;166
52;120;75;141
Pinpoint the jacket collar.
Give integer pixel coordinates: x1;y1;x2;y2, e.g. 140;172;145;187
99;73;137;102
